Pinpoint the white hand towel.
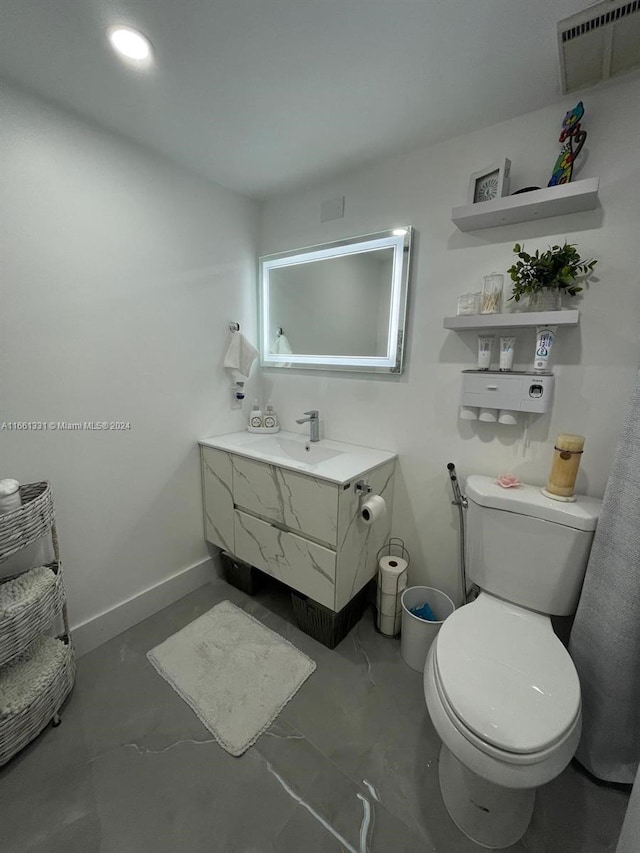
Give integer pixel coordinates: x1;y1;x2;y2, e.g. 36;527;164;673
272;334;293;355
223;333;258;379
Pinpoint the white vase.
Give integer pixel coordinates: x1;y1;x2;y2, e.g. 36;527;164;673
528;291;561;312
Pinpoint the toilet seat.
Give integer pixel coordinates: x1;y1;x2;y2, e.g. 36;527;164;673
432;650;580;768
434;594;581;757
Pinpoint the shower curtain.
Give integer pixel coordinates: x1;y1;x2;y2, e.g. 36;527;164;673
616;760;640;853
569;367;640;783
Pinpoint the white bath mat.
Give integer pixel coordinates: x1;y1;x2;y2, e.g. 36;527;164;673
146;600;316;756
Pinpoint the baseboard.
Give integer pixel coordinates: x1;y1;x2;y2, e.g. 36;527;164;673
71;553;223;657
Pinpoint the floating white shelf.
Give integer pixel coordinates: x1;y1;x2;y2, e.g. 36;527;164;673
443;310;580;331
451;178;599;232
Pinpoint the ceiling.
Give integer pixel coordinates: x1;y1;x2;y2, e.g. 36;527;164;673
0;0;601;199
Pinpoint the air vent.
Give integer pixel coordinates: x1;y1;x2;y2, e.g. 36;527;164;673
557;0;640;92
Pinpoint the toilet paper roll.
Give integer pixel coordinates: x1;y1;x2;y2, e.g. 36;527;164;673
377;609;401;636
378;555;409;593
377;588;404;616
360;495;386;525
377;575;407;602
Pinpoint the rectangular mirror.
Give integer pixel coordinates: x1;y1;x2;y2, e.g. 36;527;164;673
259;227;413;373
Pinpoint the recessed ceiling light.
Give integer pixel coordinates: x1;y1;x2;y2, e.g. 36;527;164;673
108;26;153;64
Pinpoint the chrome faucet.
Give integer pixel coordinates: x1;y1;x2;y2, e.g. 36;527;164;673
296;410;320;442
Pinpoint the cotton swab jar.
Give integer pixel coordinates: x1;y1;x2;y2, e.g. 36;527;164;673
480;273;504;314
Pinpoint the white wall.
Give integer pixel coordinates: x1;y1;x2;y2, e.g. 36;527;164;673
0;84;259;647
259;73;640;602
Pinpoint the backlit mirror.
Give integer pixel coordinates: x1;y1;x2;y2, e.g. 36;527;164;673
259;227;413;373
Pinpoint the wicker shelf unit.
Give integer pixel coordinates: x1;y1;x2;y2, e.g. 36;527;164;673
0;482;75;766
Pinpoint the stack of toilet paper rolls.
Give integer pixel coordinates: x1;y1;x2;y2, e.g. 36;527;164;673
376;555;409;636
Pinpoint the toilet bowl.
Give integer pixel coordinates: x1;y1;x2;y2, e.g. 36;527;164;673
422;475;601;848
424;592;582;848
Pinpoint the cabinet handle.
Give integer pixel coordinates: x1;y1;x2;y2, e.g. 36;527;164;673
486;385;498;390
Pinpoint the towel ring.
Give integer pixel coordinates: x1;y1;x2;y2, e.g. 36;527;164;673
276;327;284;336
229;322;240;332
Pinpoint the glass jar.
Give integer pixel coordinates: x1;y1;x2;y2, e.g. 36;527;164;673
456;291;481;316
480;273;504;314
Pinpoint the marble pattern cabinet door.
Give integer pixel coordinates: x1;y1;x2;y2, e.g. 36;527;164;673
201;447;234;553
232;456;338;548
234;510;336;609
335;460;395;611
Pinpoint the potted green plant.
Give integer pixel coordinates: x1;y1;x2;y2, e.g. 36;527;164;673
507;241;597;311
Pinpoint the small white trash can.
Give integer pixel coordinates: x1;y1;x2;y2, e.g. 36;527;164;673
400;586;456;672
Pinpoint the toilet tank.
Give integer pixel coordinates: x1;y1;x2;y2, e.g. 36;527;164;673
465;475;602;616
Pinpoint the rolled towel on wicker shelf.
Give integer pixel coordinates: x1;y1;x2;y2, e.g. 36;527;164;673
0;479;21;514
0;567;57;617
0;636;68;717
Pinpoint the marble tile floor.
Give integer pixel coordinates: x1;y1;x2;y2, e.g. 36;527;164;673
0;575;630;853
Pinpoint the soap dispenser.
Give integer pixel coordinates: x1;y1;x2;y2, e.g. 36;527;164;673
263;401;279;430
249;400;263;429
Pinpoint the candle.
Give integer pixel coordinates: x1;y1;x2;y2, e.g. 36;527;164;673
545;434;585;499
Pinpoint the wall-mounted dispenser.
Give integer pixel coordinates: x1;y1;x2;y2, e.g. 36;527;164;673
460;370;554;420
231;380;245;409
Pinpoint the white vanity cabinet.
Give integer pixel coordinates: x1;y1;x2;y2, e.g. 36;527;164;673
199;433;396;613
201;447;235;554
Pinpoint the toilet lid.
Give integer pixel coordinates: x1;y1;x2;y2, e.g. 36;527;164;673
436;595;581;754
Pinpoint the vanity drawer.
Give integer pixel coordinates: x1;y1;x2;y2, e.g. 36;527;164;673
234;510;336;610
232;455;338;547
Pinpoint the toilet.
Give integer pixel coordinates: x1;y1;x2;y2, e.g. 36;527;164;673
424;475;602;849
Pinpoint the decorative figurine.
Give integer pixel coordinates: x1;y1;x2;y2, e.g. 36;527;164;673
548;101;587;186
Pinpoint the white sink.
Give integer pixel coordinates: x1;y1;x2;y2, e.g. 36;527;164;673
251;435;343;464
200;430;397;484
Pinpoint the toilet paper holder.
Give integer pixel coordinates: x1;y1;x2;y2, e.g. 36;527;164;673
375;538;411;638
377;537;410;566
354;480;372;496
